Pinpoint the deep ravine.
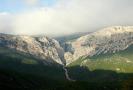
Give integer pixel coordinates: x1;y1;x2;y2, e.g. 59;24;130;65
62;66;76;82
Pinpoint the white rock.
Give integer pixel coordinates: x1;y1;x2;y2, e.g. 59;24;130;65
0;34;65;65
64;26;133;64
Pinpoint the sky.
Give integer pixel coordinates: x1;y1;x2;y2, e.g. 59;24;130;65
0;0;133;36
0;0;57;13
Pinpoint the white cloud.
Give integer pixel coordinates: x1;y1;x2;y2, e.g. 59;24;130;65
0;12;14;33
24;0;39;6
0;0;133;36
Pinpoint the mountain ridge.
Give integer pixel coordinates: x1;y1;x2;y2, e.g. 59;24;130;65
0;26;133;65
64;26;133;64
0;34;65;65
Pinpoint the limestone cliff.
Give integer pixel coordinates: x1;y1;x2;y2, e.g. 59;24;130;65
0;26;133;65
0;34;65;65
64;26;133;65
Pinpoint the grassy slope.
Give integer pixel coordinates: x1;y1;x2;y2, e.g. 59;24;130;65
66;44;133;89
0;47;65;80
68;45;133;73
0;47;70;89
0;46;133;90
0;47;125;90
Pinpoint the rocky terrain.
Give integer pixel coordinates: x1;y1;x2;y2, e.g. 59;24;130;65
64;26;133;64
0;26;133;65
0;26;133;90
0;34;65;65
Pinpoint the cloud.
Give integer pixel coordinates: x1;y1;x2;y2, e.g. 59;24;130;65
0;12;14;33
0;0;133;36
24;0;39;6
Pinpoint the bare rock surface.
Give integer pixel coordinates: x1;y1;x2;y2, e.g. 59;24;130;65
64;26;133;65
0;34;65;65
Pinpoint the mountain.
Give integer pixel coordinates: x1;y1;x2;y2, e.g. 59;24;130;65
1;26;132;65
0;33;65;65
54;32;90;43
0;46;65;79
0;46;68;89
68;45;133;73
64;26;133;64
0;26;133;89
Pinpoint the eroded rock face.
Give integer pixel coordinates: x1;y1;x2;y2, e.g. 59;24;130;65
0;26;133;65
64;26;133;64
0;34;65;65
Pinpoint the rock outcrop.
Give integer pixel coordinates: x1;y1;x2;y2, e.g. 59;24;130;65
0;26;133;65
64;26;133;65
0;34;65;65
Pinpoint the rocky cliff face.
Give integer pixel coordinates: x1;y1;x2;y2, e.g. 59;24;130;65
0;26;133;65
64;26;133;65
0;34;65;65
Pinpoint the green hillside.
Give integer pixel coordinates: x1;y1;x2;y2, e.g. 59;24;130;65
0;47;65;80
0;47;68;89
68;45;133;73
0;46;133;90
67;45;133;82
